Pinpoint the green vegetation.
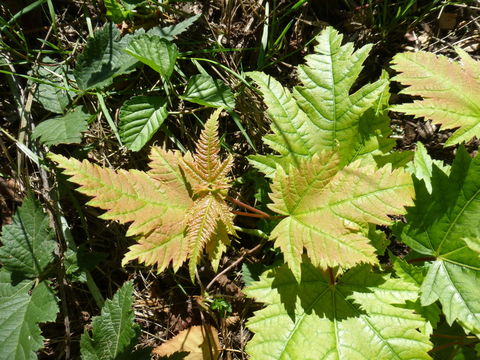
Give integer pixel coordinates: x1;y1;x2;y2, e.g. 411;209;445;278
1;1;479;359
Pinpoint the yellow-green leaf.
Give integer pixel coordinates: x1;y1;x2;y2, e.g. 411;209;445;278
269;152;414;278
392;49;480;146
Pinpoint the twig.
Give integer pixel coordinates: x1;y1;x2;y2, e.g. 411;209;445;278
429;341;472;353
232;210;269;218
205;239;266;291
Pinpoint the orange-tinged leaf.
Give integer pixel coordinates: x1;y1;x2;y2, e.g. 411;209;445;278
186;194;233;280
49;152;193;272
122;222;188;273
49;110;235;280
205;222;231;272
392;49;480;146
269;152;414;278
50;154;191;236
181;109;233;195
148;146;189;194
152;325;221;360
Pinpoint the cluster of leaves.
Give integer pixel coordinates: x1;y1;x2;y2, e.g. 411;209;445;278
31;14;235;152
3;11;480;357
0;195;146;359
51;109;235;282
241;29;480;359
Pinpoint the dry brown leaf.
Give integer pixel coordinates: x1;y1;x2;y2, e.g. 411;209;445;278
153;325;221;360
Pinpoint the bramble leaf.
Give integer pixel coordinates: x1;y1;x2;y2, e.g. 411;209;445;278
0;271;59;360
399;146;480;335
392;49;480;146
181;74;235;110
80;281;142;359
31;57;75;114
0;195;56;278
119;96;168;151
124;35;178;79
245;263;432;360
32;106;91;146
148;14;201;41
74;23;138;90
268;151;414;278
104;0;130;23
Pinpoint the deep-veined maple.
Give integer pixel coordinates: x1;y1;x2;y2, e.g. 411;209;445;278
50;109;234;281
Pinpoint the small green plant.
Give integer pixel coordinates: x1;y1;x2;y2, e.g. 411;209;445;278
3;2;480;355
46;26;480;359
51;109;235;282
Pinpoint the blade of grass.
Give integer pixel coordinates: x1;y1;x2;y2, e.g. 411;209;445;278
1;0;48;32
257;0;269;68
96;92;122;146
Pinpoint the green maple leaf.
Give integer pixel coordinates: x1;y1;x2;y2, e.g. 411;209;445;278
0;195;56;278
245;262;432;360
399;146;480;335
248;26;390;176
0;271;59;360
268;151;414;278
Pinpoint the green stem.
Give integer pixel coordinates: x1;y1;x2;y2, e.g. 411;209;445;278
233;225;269;240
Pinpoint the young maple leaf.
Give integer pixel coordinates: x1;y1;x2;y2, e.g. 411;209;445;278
392;48;480;147
49;109;235;281
268;151;414;279
248;26;389;177
180;109;235;280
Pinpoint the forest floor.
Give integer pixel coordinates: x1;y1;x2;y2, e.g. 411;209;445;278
1;1;479;359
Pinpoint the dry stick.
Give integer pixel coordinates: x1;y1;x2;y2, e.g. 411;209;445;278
206;239;266;291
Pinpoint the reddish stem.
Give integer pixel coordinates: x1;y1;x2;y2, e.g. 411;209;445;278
232;211;270;219
407;256;437;264
232;210;286;220
227;196;269;217
431;334;469;339
429;341;471;353
328;267;335;285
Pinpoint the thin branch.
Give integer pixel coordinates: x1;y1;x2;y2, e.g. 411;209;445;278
429;341;472;353
206;239;267;291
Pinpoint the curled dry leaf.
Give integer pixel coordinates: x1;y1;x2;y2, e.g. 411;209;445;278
153;325;221;360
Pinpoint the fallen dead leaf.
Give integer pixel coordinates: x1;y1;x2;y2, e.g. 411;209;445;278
153;325;221;360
